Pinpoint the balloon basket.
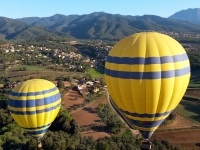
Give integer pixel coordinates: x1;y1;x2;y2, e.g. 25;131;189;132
141;139;152;150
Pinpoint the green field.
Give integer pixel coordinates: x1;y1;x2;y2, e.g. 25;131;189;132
87;68;104;78
13;65;46;71
189;69;200;88
175;100;200;123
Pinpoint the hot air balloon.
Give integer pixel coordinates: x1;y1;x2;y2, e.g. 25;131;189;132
105;32;190;141
8;79;61;145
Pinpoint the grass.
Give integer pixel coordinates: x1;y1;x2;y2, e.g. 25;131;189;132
187;69;200;89
188;83;200;88
120;129;133;137
13;65;46;71
175;100;200;124
5;68;83;81
87;68;104;78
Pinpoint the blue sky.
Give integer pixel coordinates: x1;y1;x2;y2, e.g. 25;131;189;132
1;0;200;19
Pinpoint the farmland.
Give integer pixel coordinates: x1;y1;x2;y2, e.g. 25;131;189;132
57;66;200;149
86;68;104;78
2;64;200;149
152;91;200;149
62;89;110;140
4;65;83;81
175;100;200;123
12;65;46;71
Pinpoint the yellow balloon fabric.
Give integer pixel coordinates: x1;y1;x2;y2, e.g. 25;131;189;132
105;32;190;139
8;79;61;140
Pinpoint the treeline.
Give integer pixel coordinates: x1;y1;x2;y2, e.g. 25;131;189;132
187;49;200;71
0;103;183;150
15;36;76;54
97;104;124;134
177;37;200;44
0;107;80;150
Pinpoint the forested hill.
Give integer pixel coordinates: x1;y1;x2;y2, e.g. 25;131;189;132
16;12;200;40
0;17;74;41
1;12;200;41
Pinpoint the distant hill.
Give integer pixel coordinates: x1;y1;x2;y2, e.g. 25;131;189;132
0;17;74;41
15;17;41;24
2;11;200;41
15;12;200;40
169;8;200;24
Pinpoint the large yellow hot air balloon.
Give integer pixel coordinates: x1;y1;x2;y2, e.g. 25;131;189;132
8;79;61;141
105;32;190;140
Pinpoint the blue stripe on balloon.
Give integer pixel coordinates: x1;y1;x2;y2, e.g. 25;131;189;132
27;128;48;135
8;93;61;108
127;117;165;128
106;53;188;65
121;108;173;118
105;66;190;79
9;103;61;115
23;123;51;130
10;87;58;97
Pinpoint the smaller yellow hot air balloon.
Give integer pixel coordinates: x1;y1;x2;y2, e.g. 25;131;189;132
8;79;61;144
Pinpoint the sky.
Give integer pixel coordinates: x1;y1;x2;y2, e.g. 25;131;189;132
0;0;200;19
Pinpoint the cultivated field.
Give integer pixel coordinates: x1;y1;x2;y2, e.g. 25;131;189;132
152;129;200;149
62;88;200;149
5;67;83;81
4;67;199;149
63;90;110;139
152;99;200;149
175;100;200;123
185;89;200;97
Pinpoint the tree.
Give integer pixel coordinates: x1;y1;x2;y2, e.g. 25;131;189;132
42;131;73;150
100;78;106;87
57;80;64;88
0;109;14;126
84;73;93;80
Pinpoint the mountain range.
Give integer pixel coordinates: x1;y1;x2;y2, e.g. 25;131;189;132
0;17;72;41
169;8;200;24
1;8;200;41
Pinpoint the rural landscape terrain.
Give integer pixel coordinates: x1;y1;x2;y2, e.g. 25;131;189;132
0;7;200;150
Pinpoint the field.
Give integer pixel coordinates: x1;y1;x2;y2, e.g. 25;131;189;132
61;87;200;149
185;89;200;97
175;100;200;123
152;129;200;149
86;68;104;78
152;97;200;149
3;66;200;148
5;65;83;80
188;69;200;89
12;65;46;71
63;90;110;139
152;111;200;149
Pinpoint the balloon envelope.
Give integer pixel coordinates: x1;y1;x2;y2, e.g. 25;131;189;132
105;32;190;139
8;79;61;140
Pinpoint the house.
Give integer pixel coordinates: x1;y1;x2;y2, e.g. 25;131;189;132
86;81;94;87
